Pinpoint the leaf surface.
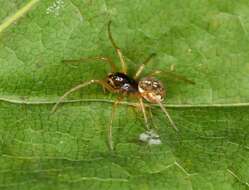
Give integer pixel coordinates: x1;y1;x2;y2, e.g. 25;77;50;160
0;0;248;189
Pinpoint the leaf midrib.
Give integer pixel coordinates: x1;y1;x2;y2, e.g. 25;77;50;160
1;96;249;108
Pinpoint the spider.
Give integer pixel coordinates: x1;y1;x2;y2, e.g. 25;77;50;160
52;21;194;151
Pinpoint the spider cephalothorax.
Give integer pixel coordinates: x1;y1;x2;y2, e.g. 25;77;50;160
107;72;138;93
52;21;194;150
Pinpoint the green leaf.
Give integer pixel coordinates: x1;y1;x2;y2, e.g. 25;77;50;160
0;0;249;189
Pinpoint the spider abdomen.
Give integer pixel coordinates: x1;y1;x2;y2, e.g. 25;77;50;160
138;77;165;103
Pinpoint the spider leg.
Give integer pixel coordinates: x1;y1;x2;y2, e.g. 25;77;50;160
139;98;150;130
62;56;116;73
148;70;195;85
134;53;156;80
148;105;157;129
51;80;115;113
108;21;127;74
108;96;123;151
156;100;178;131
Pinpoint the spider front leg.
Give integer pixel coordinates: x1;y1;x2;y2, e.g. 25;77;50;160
108;21;127;74
62;56;116;73
51;80;115;113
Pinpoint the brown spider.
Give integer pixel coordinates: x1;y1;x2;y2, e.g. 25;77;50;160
52;21;194;150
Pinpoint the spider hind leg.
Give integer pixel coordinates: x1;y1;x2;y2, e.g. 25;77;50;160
138;98;150;130
157;101;178;131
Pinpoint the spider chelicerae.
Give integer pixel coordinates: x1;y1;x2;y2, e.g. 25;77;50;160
52;21;194;150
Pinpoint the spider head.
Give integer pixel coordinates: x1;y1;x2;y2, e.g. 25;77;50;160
107;72;127;89
138;77;165;103
107;72;138;93
107;73;117;88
